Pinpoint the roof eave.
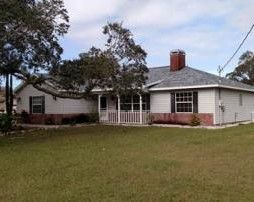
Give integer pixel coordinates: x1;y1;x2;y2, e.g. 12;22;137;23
148;84;254;92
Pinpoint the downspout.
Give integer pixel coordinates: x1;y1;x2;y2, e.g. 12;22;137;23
218;87;221;126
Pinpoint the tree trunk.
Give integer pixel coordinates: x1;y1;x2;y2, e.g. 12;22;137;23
5;73;10;115
9;75;13;115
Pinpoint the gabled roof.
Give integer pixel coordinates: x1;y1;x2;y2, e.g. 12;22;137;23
146;66;254;92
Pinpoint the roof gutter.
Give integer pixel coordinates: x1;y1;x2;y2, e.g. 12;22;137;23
149;84;254;93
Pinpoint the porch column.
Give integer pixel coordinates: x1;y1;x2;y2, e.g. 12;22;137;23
117;95;120;124
139;94;142;124
98;94;101;122
131;96;134;112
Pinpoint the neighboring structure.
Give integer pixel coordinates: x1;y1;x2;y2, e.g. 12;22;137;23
15;50;254;125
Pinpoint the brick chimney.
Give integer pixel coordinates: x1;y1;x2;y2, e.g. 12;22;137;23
170;49;186;71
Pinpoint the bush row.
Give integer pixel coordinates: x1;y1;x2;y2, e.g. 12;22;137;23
0;114;12;133
60;113;99;125
19;111;99;125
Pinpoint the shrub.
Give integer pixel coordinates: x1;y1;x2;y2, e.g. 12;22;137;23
0;114;13;133
61;117;71;125
61;113;99;125
88;113;99;123
75;114;89;124
21;110;30;123
45;117;54;125
147;114;154;125
190;114;201;126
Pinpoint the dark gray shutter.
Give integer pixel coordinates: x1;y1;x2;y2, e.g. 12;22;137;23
41;96;45;114
171;92;175;113
29;96;32;114
193;92;198;113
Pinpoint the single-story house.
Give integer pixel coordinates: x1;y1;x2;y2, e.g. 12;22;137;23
15;50;254;125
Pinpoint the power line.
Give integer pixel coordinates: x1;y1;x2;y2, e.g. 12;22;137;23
219;23;254;74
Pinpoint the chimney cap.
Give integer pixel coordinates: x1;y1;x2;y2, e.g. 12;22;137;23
170;49;185;55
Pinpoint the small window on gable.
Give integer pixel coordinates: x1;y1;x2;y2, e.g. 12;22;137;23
239;94;243;106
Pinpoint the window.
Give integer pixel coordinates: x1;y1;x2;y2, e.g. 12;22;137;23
31;96;44;114
120;95;132;111
239;94;243;106
175;92;193;112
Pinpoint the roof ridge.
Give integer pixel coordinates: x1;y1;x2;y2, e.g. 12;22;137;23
148;66;169;69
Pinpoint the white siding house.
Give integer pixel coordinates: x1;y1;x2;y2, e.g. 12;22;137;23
15;50;254;125
16;85;97;114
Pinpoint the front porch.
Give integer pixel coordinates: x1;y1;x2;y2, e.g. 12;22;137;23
98;94;150;125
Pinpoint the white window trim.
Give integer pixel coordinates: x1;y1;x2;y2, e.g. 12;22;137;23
175;91;193;113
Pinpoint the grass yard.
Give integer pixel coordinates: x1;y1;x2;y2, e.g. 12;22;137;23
1;124;254;201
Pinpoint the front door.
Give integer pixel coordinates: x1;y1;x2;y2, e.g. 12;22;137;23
100;96;108;121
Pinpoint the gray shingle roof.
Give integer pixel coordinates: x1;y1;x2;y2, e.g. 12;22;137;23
146;66;254;91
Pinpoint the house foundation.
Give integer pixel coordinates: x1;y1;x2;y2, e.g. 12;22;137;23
151;113;214;126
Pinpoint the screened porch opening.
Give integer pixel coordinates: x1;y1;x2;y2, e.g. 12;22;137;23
116;94;150;111
98;94;150;124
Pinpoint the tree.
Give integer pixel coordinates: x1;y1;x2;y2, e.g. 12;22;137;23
0;0;69;113
50;47;119;95
51;22;148;98
226;51;254;85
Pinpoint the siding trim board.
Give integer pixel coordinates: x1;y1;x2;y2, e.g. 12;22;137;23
149;84;254;93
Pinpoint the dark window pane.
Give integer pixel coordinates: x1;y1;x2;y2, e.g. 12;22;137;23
100;97;107;109
176;103;192;112
121;95;131;103
121;104;131;111
133;95;140;103
133;104;140;110
32;105;42;113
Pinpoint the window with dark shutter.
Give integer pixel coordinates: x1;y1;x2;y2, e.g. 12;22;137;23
29;96;32;114
171;92;175;113
30;96;45;114
193;92;198;113
174;91;198;113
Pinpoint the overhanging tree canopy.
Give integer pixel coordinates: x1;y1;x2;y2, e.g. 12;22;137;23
1;0;69;114
1;0;148;99
0;0;69;82
226;51;254;85
50;22;149;98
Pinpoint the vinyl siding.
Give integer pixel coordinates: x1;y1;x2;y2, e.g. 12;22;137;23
16;85;97;114
150;92;171;113
150;89;216;117
198;89;216;114
214;88;254;124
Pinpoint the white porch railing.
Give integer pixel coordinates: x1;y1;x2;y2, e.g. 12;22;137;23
100;110;150;124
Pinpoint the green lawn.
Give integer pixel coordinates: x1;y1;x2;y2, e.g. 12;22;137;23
1;125;254;201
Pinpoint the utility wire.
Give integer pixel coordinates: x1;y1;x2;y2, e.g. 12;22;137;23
220;23;254;72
